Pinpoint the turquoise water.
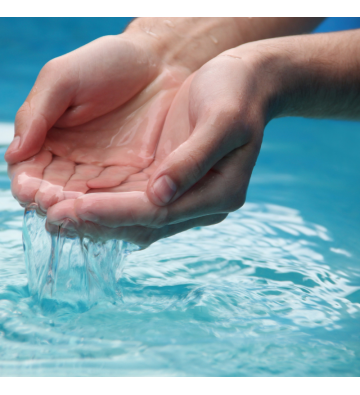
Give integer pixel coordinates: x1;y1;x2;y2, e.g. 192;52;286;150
0;117;359;376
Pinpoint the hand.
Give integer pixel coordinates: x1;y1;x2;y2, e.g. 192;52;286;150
6;32;191;213
6;17;256;213
46;44;270;247
7;20;328;247
6;18;323;213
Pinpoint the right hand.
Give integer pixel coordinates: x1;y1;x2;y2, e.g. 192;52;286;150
45;43;272;247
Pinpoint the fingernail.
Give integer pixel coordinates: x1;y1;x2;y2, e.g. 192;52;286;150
152;175;177;205
7;136;21;153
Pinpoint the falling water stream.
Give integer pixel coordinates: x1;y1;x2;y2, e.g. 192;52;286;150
22;204;138;313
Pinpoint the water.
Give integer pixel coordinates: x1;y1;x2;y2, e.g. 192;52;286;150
0;117;359;376
23;205;138;312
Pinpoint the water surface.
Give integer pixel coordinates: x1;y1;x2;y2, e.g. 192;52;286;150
0;117;359;376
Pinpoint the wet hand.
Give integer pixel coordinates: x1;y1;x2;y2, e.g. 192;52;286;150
46;45;271;247
6;33;191;212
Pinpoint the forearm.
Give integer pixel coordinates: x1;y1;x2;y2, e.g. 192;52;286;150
125;17;324;72
268;30;360;120
224;29;360;121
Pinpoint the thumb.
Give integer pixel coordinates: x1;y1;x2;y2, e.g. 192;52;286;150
5;59;75;164
147;122;247;207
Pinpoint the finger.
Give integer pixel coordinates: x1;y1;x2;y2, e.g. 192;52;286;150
146;62;264;208
146;122;250;208
146;112;252;209
5;58;76;164
122;172;149;183
47;142;258;229
163;143;259;224
108;213;227;248
63;164;103;198
46;199;77;226
46;205;226;248
47;191;166;228
88;180;148;193
150;74;195;162
86;165;140;189
34;157;75;212
8;150;52;206
87;173;149;193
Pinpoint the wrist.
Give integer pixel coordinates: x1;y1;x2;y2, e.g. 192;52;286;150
125;17;323;74
224;38;310;123
219;43;285;126
237;32;360;122
125;17;243;73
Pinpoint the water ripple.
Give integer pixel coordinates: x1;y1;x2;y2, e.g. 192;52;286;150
0;190;359;376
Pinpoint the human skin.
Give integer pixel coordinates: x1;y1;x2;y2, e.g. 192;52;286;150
5;18;322;165
43;29;360;247
5;18;325;245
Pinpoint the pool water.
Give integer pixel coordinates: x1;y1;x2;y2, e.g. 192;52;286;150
0;116;359;376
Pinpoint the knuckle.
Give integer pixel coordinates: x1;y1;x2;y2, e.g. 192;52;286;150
132;229;159;249
147;207;169;229
225;191;246;212
40;58;71;91
16;102;29;117
15;102;31;128
201;213;228;227
41;58;61;75
185;150;205;183
211;213;228;225
11;184;32;206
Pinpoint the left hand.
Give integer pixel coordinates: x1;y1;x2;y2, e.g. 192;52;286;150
47;43;271;247
6;33;190;214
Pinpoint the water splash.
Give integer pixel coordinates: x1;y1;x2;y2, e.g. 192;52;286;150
22;204;138;312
